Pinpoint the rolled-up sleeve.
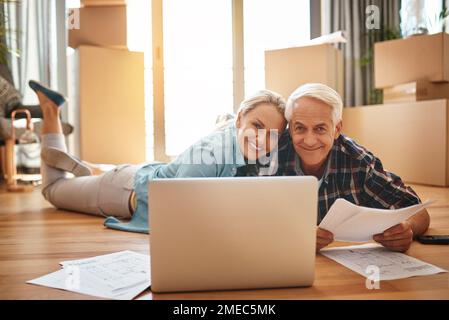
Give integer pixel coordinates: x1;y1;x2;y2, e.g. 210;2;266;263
362;156;421;209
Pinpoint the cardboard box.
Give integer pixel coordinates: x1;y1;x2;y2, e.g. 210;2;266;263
265;44;344;101
375;32;449;89
69;5;127;49
81;0;127;6
383;79;449;104
342;99;449;186
71;46;145;164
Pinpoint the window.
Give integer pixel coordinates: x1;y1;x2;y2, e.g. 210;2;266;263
163;0;234;156
66;0;80;8
424;0;444;33
425;0;444;18
127;0;154;161
73;0;311;160
243;0;310;96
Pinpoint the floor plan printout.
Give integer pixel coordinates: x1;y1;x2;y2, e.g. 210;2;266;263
27;251;151;300
321;243;447;281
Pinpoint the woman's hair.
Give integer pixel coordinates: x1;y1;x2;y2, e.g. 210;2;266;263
215;90;286;131
237;89;286;118
285;83;343;124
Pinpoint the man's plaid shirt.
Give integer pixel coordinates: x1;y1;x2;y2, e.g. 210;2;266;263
275;132;421;224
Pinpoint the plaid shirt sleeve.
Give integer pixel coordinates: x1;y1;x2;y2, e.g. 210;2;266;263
362;154;421;209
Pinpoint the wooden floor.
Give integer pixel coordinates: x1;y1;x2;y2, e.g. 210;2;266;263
0;183;449;300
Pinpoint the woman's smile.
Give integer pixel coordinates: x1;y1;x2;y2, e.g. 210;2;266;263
248;139;264;152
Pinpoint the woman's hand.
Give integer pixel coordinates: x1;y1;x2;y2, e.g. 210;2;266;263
316;227;334;252
373;221;414;253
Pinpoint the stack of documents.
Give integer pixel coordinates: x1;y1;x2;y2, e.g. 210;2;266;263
27;251;151;300
319;199;433;242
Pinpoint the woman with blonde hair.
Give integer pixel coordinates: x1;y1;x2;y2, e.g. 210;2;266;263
30;80;287;233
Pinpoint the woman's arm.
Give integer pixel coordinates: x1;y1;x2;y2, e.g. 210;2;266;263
162;143;219;178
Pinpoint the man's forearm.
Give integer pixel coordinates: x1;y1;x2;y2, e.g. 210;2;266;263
408;209;430;237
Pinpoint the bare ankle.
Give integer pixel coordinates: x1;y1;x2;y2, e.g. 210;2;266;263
42;109;60;120
37;92;60;115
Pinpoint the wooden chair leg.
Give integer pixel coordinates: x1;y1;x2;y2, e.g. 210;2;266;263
5;138;15;186
0;145;5;181
5;138;33;192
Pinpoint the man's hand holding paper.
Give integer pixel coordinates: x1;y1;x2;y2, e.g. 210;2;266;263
316;199;433;252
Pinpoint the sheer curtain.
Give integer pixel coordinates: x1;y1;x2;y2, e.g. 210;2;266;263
322;0;401;107
2;0;63;105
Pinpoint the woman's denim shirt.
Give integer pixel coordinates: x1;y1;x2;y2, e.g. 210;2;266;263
104;123;246;233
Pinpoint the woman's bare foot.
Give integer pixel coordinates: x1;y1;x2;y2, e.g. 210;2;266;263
35;91;63;135
29;80;66;135
36;91;59;114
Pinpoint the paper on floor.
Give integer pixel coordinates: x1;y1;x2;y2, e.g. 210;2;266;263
321;243;447;281
27;251;151;300
319;199;434;242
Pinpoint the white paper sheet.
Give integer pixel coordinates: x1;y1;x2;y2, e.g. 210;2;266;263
319;199;433;242
308;30;347;45
321;243;447;281
27;251;151;300
289;31;347;48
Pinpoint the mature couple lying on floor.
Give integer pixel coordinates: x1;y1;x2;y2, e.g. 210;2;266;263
29;81;429;253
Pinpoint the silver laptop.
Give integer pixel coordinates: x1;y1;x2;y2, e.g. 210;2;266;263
149;176;318;293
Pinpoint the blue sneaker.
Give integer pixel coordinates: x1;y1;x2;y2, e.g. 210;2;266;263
29;80;66;107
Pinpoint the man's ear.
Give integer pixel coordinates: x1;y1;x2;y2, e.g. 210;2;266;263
334;120;343;139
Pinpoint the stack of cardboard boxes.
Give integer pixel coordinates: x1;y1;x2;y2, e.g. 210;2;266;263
343;32;449;186
375;33;449;104
265;44;344;102
68;0;146;165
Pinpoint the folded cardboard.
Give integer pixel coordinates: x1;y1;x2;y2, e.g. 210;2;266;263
343;99;449;187
383;79;449;104
375;32;449;88
69;5;127;49
265;44;344;100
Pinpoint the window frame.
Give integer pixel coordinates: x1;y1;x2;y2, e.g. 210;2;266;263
150;0;312;161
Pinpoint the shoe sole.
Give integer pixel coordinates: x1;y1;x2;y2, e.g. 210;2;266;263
41;148;92;177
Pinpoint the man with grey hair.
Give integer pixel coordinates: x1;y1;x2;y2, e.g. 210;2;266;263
277;83;430;253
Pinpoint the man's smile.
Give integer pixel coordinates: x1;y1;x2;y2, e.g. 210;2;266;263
299;145;322;152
